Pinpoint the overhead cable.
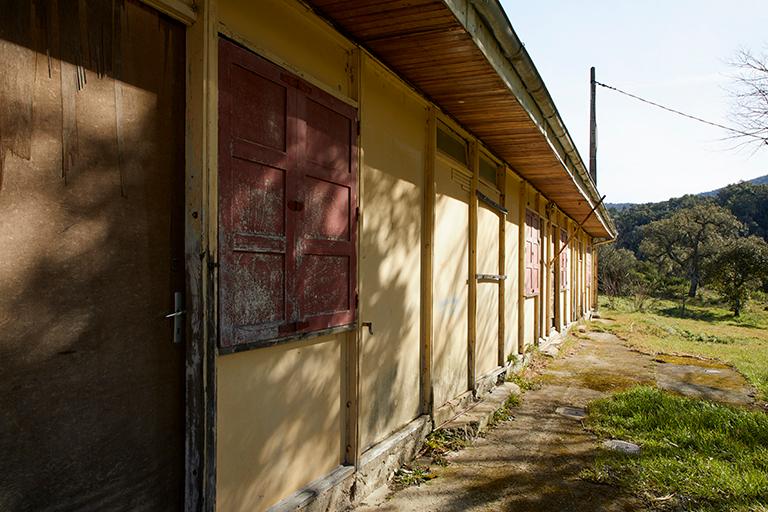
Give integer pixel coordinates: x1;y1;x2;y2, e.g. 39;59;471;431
594;80;768;144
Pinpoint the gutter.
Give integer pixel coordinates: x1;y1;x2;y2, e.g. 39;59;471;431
449;0;617;239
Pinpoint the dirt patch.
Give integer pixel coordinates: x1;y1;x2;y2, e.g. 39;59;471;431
355;331;754;512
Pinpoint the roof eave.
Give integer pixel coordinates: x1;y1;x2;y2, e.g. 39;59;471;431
443;0;616;239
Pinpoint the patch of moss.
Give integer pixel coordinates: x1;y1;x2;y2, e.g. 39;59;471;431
653;354;731;369
578;371;654;393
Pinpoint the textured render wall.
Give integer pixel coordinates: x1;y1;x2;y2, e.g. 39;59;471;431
216;336;343;512
358;56;424;452
215;1;353;510
218;0;353;99
432;156;470;408
504;177;520;357
476;197;500;377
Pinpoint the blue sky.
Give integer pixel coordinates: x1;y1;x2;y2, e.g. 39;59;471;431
500;1;768;203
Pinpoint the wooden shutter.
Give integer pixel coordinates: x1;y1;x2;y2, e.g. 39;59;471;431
560;229;568;289
218;39;357;349
294;77;358;333
524;210;541;295
219;40;296;347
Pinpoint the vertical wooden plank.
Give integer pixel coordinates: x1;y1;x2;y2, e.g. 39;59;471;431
497;165;506;366
421;106;436;414
517;179;525;354
533;193;540;345
185;0;217;509
467;140;478;391
344;46;363;467
544;205;552;338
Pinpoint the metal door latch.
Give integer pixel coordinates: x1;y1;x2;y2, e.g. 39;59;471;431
166;291;185;344
361;322;373;335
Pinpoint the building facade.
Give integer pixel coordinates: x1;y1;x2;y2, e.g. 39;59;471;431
0;1;614;511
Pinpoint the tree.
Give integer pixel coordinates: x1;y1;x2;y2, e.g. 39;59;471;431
639;203;743;298
597;245;641;297
705;236;768;316
729;49;768;148
717;182;768;241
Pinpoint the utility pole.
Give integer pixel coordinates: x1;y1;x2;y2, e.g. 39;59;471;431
589;66;597;185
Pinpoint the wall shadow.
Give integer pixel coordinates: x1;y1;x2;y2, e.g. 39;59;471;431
0;2;186;511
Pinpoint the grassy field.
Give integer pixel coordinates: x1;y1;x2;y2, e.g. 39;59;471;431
583;387;768;512
581;294;768;510
595;295;768;401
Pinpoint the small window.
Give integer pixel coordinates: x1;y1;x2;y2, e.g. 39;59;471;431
479;154;498;186
437;122;468;166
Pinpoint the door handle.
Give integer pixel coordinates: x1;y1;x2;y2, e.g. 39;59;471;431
361;322;373;335
166;291;185;344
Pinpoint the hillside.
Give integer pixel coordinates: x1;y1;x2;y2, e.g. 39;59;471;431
607;173;768;209
608;178;768;255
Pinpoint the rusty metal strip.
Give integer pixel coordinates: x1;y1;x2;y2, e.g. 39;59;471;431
476;189;508;215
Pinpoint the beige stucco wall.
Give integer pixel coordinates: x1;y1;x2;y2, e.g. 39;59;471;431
433;156;470;408
504;177;520;357
476;193;500;378
215;2;352;510
216;335;343;512
358;56;424;451
218;0;353;99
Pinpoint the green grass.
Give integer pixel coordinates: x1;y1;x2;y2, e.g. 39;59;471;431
392;463;436;488
582;386;768;511
598;296;768;400
488;394;520;427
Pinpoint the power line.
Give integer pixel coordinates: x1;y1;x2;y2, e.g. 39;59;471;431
594;80;768;144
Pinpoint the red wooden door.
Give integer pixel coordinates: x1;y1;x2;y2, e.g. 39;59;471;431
218;39;357;350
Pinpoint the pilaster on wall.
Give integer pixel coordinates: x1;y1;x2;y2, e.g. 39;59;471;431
497;166;507;366
420;107;436;415
185;0;218;510
467;141;479;391
516;178;525;355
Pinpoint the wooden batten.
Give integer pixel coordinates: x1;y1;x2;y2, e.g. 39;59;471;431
345;47;363;467
184;0;218;509
468;141;479;391
421;107;436;414
544;203;552;338
497;165;507;366
517;178;526;354
532;192;540;345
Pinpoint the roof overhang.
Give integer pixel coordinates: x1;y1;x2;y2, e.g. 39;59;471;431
306;0;616;239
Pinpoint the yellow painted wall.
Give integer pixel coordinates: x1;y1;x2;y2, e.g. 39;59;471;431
216;336;343;512
524;298;535;346
433;157;470;408
358;56;424;451
215;2;352;510
504;176;520;357
476;193;500;378
218;0;353;99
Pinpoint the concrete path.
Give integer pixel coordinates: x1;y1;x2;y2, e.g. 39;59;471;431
356;329;754;512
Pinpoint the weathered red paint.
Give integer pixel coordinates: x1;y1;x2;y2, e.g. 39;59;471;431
218;39;357;350
560;229;569;289
524;209;541;295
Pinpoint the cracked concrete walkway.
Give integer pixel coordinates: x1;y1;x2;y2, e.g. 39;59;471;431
356;329;754;512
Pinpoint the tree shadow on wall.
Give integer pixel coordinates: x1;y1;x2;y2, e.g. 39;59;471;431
0;3;186;511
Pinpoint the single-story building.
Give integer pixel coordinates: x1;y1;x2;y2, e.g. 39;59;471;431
0;0;615;511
